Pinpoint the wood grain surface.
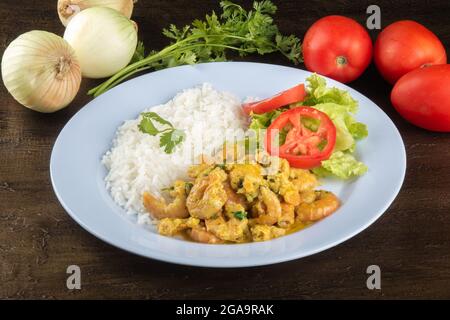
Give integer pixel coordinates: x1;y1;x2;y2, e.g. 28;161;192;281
1;0;449;299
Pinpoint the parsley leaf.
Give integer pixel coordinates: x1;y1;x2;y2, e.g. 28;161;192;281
141;112;174;127
184;182;194;195
138;116;159;136
160;129;185;154
233;211;247;220
138;112;185;154
130;41;146;63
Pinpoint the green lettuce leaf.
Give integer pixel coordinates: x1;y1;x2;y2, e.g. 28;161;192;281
304;74;368;178
303;74;358;113
248;110;282;130
312;151;368;179
246;74;368;180
312;102;368;152
348;121;368;140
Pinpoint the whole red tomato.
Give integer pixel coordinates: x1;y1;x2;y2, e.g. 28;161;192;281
375;20;447;84
391;64;450;132
303;15;373;83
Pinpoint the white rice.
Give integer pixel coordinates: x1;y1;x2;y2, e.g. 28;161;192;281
102;83;247;223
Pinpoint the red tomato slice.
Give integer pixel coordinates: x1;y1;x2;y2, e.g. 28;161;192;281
265;107;336;169
243;84;306;114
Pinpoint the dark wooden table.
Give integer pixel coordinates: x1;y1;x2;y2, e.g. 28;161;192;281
1;0;449;299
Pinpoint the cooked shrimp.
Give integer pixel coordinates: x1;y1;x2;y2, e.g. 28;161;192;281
241;175;263;200
250;224;286;242
262;157;290;176
187;163;215;178
229;164;262;187
205;216;250;243
290;168;318;192
150;150;341;243
278;203;295;228
279;158;291;177
157;217;200;236
279;182;301;206
252;186;282;225
300;190;317;204
267;173;300;206
189;227;223;244
143;180;189;219
296;191;340;222
186;168;228;219
229;164;264;201
223;182;248;218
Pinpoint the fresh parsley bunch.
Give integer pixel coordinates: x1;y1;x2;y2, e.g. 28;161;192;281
89;1;302;97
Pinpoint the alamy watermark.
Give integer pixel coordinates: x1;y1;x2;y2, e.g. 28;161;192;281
366;5;381;30
366;265;381;290
66;265;81;290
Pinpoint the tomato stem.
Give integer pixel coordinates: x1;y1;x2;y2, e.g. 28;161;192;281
336;56;348;66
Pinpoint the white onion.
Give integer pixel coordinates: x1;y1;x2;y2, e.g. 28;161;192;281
64;7;138;79
1;31;81;113
57;0;135;27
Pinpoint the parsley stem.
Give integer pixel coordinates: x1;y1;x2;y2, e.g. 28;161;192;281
90;37;259;96
158;128;174;133
88;38;256;97
89;34;224;95
88;1;302;97
91;66;152;97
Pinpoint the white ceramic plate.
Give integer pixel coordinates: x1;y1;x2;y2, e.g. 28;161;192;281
50;62;406;267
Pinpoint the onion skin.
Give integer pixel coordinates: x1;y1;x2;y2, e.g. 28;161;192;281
57;0;135;27
1;31;81;113
64;7;138;79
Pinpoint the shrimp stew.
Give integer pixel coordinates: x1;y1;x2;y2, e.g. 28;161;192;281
142;150;340;244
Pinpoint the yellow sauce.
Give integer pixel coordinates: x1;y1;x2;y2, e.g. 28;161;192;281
286;221;314;235
172;220;314;244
